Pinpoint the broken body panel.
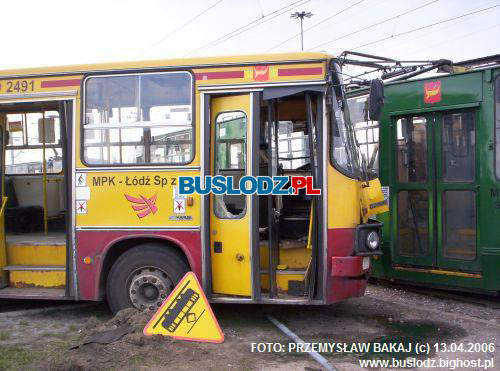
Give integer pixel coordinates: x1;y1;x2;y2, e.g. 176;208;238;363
0;52;386;307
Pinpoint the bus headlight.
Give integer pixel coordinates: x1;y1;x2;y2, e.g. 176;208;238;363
366;231;380;250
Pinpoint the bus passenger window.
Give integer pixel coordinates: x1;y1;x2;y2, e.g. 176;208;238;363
278;121;309;170
214;111;247;219
5;112;62;174
84;72;193;165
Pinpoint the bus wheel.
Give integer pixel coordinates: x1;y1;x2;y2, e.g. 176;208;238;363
106;244;189;314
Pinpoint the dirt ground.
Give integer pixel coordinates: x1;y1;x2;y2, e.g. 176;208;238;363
0;283;499;370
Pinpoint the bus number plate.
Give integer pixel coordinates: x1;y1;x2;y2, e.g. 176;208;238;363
0;79;35;94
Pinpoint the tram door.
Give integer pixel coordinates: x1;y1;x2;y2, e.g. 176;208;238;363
391;110;480;272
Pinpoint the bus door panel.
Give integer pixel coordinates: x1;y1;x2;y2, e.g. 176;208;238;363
0;124;6;288
210;94;252;297
266;99;279;297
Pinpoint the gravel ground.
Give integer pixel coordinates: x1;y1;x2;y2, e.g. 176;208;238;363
0;283;498;370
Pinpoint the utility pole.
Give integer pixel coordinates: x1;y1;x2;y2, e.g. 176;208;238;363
290;11;313;51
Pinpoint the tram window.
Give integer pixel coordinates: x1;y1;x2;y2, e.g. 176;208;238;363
495;76;500;179
397;190;429;257
5;112;62;174
443;190;476;260
84;72;193;165
214;111;247;219
442;112;475;182
348;95;379;175
396;117;427;182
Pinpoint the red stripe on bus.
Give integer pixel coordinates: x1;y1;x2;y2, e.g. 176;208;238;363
278;67;323;77
41;79;81;88
195;71;244;80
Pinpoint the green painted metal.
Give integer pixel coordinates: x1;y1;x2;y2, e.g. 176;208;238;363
348;66;500;293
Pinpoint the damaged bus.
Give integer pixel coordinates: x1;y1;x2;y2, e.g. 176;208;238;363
0;53;387;312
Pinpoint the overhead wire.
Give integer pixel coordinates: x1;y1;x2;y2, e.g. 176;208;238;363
265;0;366;52
368;0;500;55
256;0;265;18
347;4;499;51
407;22;500;57
307;0;440;50
143;0;224;55
185;0;311;56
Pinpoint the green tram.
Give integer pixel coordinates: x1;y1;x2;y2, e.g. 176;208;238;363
347;58;500;294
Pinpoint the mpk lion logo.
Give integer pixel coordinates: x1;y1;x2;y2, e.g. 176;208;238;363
424;80;441;103
253;66;269;81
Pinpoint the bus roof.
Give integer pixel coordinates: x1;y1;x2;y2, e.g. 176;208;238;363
0;52;332;78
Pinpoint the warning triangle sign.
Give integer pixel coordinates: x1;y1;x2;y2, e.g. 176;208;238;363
143;272;224;343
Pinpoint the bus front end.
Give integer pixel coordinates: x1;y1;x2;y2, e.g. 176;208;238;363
324;60;388;303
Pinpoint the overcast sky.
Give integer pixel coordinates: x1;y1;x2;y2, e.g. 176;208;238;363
1;0;498;70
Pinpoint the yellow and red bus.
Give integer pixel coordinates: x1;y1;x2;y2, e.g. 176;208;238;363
0;53;387;312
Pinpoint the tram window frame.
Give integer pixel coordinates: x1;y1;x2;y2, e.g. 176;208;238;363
396;116;428;183
495;75;500;180
82;71;194;167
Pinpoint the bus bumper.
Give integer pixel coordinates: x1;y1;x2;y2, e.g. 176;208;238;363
325;228;371;303
331;256;370;277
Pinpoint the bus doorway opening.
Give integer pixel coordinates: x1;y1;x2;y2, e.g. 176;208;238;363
0;100;72;299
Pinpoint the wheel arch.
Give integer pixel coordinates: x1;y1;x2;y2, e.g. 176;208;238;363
98;235;194;299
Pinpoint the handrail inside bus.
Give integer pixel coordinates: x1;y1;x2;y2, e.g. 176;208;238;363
0;197;8;216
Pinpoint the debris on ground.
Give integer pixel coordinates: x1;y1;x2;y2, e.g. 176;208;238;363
72;308;167;347
1;283;498;370
59;308;177;369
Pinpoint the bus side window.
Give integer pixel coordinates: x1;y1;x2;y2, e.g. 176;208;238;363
83;72;193;166
5;111;62;175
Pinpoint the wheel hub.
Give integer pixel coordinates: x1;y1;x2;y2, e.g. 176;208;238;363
128;267;173;312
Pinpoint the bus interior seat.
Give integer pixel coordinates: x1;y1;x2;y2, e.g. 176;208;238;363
5;177;44;233
12;176;64;217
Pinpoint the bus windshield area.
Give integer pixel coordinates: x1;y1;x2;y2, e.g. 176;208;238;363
329;63;364;179
347;94;379;178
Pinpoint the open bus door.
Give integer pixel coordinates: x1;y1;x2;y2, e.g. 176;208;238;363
0;126;6;288
209;94;259;297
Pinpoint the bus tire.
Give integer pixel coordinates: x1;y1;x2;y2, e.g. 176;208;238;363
106;244;189;314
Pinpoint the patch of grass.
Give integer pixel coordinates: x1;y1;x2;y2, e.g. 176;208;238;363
0;331;10;341
41;331;56;337
68;324;79;332
36;340;72;369
39;331;69;341
18;319;29;326
0;345;35;369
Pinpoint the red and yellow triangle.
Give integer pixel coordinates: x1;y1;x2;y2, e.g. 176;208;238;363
143;272;224;343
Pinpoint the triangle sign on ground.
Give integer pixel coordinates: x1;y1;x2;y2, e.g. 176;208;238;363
143;271;224;343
